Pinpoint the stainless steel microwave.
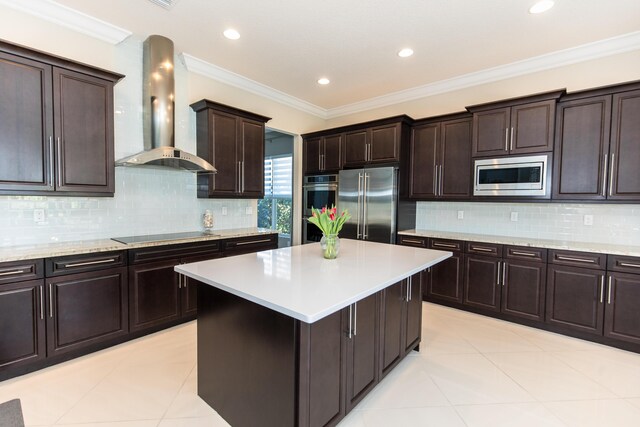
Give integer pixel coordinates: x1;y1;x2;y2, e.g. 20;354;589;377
473;154;548;196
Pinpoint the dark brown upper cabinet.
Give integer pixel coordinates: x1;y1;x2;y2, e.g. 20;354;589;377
553;84;640;202
409;113;472;200
468;90;564;158
304;133;343;174
344;123;400;167
191;100;271;199
0;40;123;196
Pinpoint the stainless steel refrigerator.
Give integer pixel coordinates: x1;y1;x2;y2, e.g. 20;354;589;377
338;166;415;244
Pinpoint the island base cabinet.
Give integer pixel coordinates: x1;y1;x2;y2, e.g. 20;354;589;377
604;272;640;345
196;277;419;427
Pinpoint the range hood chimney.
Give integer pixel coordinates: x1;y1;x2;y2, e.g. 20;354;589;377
116;35;216;173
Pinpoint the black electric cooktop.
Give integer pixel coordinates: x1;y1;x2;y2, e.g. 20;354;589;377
111;231;218;245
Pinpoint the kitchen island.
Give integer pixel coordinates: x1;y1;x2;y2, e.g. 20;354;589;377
175;239;451;427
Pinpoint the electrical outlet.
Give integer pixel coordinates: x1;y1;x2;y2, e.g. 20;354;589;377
245;206;253;215
222;207;227;216
510;212;518;222
584;214;594;226
457;210;464;220
33;209;45;223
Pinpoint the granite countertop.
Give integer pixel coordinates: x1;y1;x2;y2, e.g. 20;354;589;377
0;228;278;263
176;239;451;323
399;229;640;257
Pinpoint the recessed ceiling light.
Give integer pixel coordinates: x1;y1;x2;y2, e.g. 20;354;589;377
317;78;330;85
223;29;240;40
398;48;414;58
529;0;555;14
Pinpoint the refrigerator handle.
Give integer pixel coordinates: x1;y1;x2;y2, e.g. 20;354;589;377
357;173;363;239
363;173;369;240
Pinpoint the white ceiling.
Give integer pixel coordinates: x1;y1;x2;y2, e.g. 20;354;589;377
40;0;640;111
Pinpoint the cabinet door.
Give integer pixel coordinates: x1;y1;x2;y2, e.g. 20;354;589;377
553;96;611;200
239;117;265;198
604;272;640;345
304;137;322;174
510;100;556;154
404;272;422;353
440;118;472;198
609;90;640;201
129;260;180;333
427;253;464;304
0;280;46;370
369;123;399;164
464;255;501;312
323;134;343;172
0;52;54;193
409;123;438;199
502;260;546;322
47;268;128;357
52;68;114;194
345;293;379;412
204;110;238;196
472;108;510;157
379;281;405;378
343;130;368;167
546;265;604;336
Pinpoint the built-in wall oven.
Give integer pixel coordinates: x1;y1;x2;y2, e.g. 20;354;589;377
474;154;549;197
303;174;338;243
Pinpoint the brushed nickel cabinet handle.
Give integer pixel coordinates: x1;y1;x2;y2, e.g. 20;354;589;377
433;242;458;249
433;166;437;195
602;154;608;197
39;285;44;320
609;153;615;196
502;262;507;286
497;261;502;286
510;127;514;151
49;136;54;187
0;269;25;276
64;258;116;268
504;128;509;151
619;262;640;269
348;304;353;339
235;238;273;246
600;275;604;304
353;302;358;336
512;251;537;257
241;161;245;193
439;165;443;196
556;255;595;264
607;275;612;304
472;247;494;253
49;283;53;318
56;137;63;188
402;239;425;245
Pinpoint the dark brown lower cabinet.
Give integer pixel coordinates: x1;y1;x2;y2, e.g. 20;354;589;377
0;280;46;371
426;252;464;303
404;272;423;353
502;260;547;322
47;267;128;357
604;272;640;345
546;264;605;336
464;255;501;312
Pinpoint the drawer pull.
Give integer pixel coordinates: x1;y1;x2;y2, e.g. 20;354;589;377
402;239;425;245
234;238;273;246
64;258;116;268
0;269;25;276
433;242;458;249
511;251;537;257
619;262;640;269
556;255;595;264
472;247;494;252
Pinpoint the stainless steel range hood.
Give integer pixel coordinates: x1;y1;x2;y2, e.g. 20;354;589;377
116;35;216;173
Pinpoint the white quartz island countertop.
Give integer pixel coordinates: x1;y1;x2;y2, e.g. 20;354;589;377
175;238;451;323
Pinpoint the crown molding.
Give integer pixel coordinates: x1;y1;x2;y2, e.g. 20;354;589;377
0;0;131;44
325;31;640;119
181;53;327;119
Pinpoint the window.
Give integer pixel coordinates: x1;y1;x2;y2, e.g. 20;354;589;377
258;155;292;238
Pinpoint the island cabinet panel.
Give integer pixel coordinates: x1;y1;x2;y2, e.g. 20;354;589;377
0;41;122;196
46;267;128;357
404;272;423;353
379;281;405;378
0;279;46;372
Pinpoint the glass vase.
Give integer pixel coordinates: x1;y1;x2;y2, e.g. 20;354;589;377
320;234;340;259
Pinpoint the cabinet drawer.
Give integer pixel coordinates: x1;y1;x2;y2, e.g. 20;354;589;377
397;235;428;248
0;259;44;284
466;242;502;257
129;241;221;265
608;255;640;274
549;250;606;269
504;246;547;263
223;234;278;253
428;238;463;252
46;251;126;277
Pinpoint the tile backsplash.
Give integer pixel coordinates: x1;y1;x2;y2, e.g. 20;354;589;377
0;168;256;247
416;202;640;246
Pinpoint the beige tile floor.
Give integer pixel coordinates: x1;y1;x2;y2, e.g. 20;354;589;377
2;303;640;426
